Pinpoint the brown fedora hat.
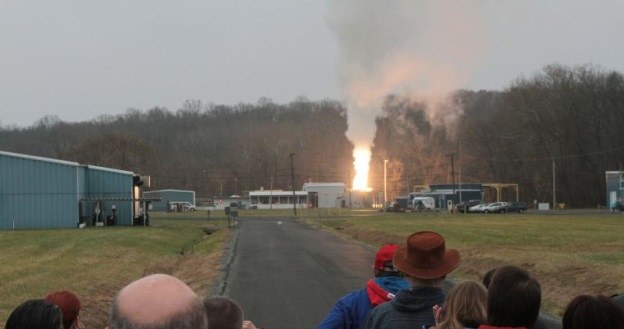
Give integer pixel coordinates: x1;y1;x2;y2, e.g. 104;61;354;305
393;231;460;279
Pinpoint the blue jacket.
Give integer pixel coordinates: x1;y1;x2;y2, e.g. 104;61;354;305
317;276;410;329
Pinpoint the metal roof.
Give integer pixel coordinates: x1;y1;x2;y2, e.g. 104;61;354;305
86;165;134;176
249;190;308;196
0;150;80;167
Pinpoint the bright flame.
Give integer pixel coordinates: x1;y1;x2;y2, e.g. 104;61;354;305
352;147;373;192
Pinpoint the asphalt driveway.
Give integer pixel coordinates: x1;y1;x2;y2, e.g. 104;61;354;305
220;217;374;329
216;217;562;329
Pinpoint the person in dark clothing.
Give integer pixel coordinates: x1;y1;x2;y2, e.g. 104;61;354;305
364;231;461;329
317;244;410;329
482;267;547;329
203;296;245;329
5;299;63;329
477;266;541;329
563;294;624;329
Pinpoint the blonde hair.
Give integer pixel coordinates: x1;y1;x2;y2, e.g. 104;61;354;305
435;280;487;329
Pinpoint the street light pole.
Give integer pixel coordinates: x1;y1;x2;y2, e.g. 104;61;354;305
290;153;297;216
384;159;388;212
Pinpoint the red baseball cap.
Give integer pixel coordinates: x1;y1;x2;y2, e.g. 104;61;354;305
374;244;400;271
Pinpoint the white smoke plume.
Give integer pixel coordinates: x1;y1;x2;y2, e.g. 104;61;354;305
327;0;486;149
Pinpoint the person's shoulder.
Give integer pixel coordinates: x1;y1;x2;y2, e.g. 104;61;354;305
336;287;368;305
369;300;393;314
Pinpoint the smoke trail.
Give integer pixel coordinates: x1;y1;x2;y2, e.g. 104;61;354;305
327;0;486;148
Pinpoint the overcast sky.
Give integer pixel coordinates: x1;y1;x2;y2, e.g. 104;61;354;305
1;0;623;127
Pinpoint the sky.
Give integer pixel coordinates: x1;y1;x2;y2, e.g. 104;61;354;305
1;0;623;128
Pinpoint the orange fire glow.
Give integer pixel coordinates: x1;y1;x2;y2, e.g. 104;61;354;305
352;147;372;192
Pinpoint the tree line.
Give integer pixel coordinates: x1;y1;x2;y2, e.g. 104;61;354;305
370;64;624;207
1;64;623;207
0;97;353;199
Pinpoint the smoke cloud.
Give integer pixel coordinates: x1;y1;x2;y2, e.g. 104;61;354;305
327;0;486;148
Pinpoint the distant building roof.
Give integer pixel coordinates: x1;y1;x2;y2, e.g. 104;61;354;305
249;190;308;197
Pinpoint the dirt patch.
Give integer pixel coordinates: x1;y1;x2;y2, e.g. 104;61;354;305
79;230;226;329
80;281;124;329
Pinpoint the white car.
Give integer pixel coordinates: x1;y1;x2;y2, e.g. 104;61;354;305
482;202;509;213
468;203;488;213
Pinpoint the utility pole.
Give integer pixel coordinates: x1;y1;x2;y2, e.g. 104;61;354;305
348;166;352;209
270;176;273;210
552;158;556;210
448;153;456;195
290;153;297;216
384;159;388;212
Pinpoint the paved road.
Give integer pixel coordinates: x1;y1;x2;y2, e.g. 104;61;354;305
217;217;563;329
221;217;374;329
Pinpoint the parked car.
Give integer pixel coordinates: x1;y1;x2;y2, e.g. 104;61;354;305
169;201;196;212
455;200;482;213
506;201;527;213
482;202;509;213
469;203;488;213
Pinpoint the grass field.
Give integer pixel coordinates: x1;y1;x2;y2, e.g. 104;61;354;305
0;212;228;328
1;209;622;326
302;209;624;316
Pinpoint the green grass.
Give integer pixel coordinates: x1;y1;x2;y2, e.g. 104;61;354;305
304;210;624;316
0;212;228;328
2;208;622;324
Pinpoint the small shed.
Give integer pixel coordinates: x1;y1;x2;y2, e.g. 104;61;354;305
302;182;347;208
143;189;196;211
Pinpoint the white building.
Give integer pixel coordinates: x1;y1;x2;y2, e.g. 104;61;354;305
302;182;347;208
248;189;308;209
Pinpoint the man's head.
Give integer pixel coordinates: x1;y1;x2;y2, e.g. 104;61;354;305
45;290;81;329
487;266;541;328
5;299;63;329
393;231;460;286
202;296;243;329
109;274;207;329
374;244;401;277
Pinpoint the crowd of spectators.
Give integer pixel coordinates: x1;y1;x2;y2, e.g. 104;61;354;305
5;275;263;329
5;230;624;329
317;231;624;329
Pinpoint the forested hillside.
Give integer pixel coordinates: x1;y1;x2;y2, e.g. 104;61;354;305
370;64;624;207
2;65;623;207
0;97;353;198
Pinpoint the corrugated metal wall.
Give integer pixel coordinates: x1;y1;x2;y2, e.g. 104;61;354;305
144;190;195;211
84;166;133;226
0;152;79;229
0;151;136;229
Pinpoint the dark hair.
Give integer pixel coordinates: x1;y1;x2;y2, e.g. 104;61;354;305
109;294;207;329
482;267;498;288
563;295;624;329
487;266;541;328
611;293;624;311
202;296;244;329
5;299;63;329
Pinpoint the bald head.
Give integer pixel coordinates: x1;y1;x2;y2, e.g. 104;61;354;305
110;274;207;329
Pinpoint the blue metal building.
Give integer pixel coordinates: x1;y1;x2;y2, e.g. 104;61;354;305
143;189;196;211
0;151;136;229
